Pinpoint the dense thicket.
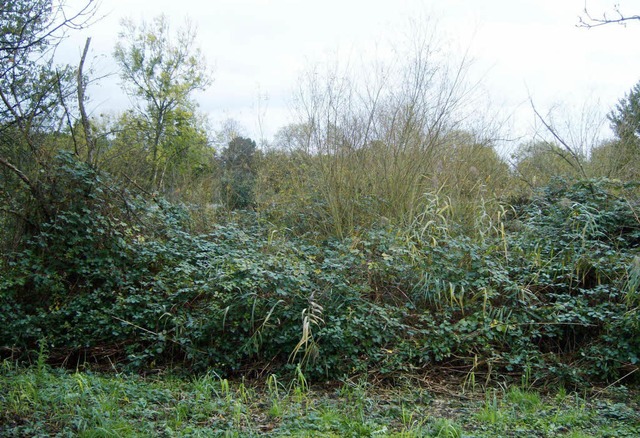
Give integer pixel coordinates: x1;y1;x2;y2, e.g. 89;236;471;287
1;0;639;387
1;162;638;386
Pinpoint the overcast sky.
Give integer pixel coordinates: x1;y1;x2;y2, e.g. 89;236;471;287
60;0;640;150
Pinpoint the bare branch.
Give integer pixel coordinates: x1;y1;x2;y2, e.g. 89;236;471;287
530;98;588;179
578;3;640;28
0;155;51;220
77;37;96;165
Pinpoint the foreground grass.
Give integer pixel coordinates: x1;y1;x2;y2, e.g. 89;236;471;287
1;361;639;437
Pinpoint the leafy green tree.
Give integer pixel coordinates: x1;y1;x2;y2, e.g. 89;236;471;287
105;106;213;200
609;81;640;145
586;81;640;181
220;136;258;210
0;0;94;251
113;14;211;192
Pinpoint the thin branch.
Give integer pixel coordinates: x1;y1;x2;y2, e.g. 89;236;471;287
57;68;78;154
0;155;51;220
0;156;34;192
0;0;100;54
578;4;640;28
530;98;588;179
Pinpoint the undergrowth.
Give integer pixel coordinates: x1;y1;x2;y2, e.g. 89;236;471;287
0;155;639;388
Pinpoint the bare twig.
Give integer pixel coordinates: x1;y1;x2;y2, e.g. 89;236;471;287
578;4;640;28
593;367;639;396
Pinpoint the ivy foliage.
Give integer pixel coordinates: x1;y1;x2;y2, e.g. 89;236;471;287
1;156;639;385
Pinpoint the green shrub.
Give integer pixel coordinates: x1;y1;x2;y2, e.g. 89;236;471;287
1;160;638;385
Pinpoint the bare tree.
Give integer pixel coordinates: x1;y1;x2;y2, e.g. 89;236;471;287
282;19;484;236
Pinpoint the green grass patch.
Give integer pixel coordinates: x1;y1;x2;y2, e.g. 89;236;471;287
1;361;638;437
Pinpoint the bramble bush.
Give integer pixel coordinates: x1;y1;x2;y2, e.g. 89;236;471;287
0;155;638;386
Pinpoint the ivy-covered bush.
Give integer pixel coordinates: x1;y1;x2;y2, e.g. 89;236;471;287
1;157;638;385
502;179;640;382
